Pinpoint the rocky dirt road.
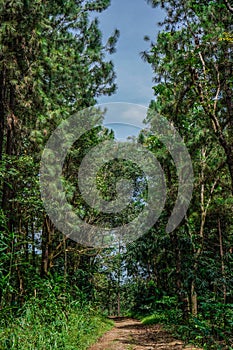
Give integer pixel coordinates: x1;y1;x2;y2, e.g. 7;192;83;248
88;317;202;350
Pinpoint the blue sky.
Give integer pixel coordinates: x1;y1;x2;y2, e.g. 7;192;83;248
95;0;164;106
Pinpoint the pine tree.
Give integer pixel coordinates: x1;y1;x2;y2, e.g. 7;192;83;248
0;0;119;304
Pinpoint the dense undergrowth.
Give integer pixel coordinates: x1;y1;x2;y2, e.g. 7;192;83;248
0;282;113;350
134;296;233;350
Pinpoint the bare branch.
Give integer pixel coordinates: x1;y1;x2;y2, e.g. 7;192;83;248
213;64;221;114
224;0;233;14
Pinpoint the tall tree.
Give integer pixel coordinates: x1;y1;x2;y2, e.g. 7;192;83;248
140;0;233;317
0;0;119;303
145;0;233;193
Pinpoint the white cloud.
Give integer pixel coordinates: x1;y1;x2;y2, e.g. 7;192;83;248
101;102;147;127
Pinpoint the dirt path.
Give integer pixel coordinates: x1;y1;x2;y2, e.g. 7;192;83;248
89;317;202;350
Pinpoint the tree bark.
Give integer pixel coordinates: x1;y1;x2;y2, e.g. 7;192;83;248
191;280;198;316
224;0;233;14
218;218;227;304
40;215;54;277
0;67;5;161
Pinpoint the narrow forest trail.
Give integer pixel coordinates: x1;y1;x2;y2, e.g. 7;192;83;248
88;318;202;350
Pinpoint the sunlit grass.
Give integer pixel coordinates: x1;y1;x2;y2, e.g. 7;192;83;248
141;313;167;325
0;300;113;350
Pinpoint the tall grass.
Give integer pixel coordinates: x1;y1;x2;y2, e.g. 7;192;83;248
0;297;113;350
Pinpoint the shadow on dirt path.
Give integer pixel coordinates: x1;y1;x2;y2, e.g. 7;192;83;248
88;317;203;350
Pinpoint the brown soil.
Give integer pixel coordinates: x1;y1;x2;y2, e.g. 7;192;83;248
89;317;202;350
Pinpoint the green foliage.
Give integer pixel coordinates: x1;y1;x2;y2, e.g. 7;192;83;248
122;1;233;349
142;313;167;325
127;279;158;316
0;297;113;350
0;1;118;348
141;296;182;325
0;0;119;297
0;277;113;349
141;300;233;349
0;1;233;350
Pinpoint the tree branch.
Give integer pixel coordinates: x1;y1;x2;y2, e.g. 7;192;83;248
224;0;233;14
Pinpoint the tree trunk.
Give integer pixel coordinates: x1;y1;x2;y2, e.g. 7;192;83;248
191;280;198;316
40;215;54;277
31;222;36;268
218;218;227;304
173;231;189;319
117;291;121;317
64;236;67;291
16;262;24;305
0;68;5;161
